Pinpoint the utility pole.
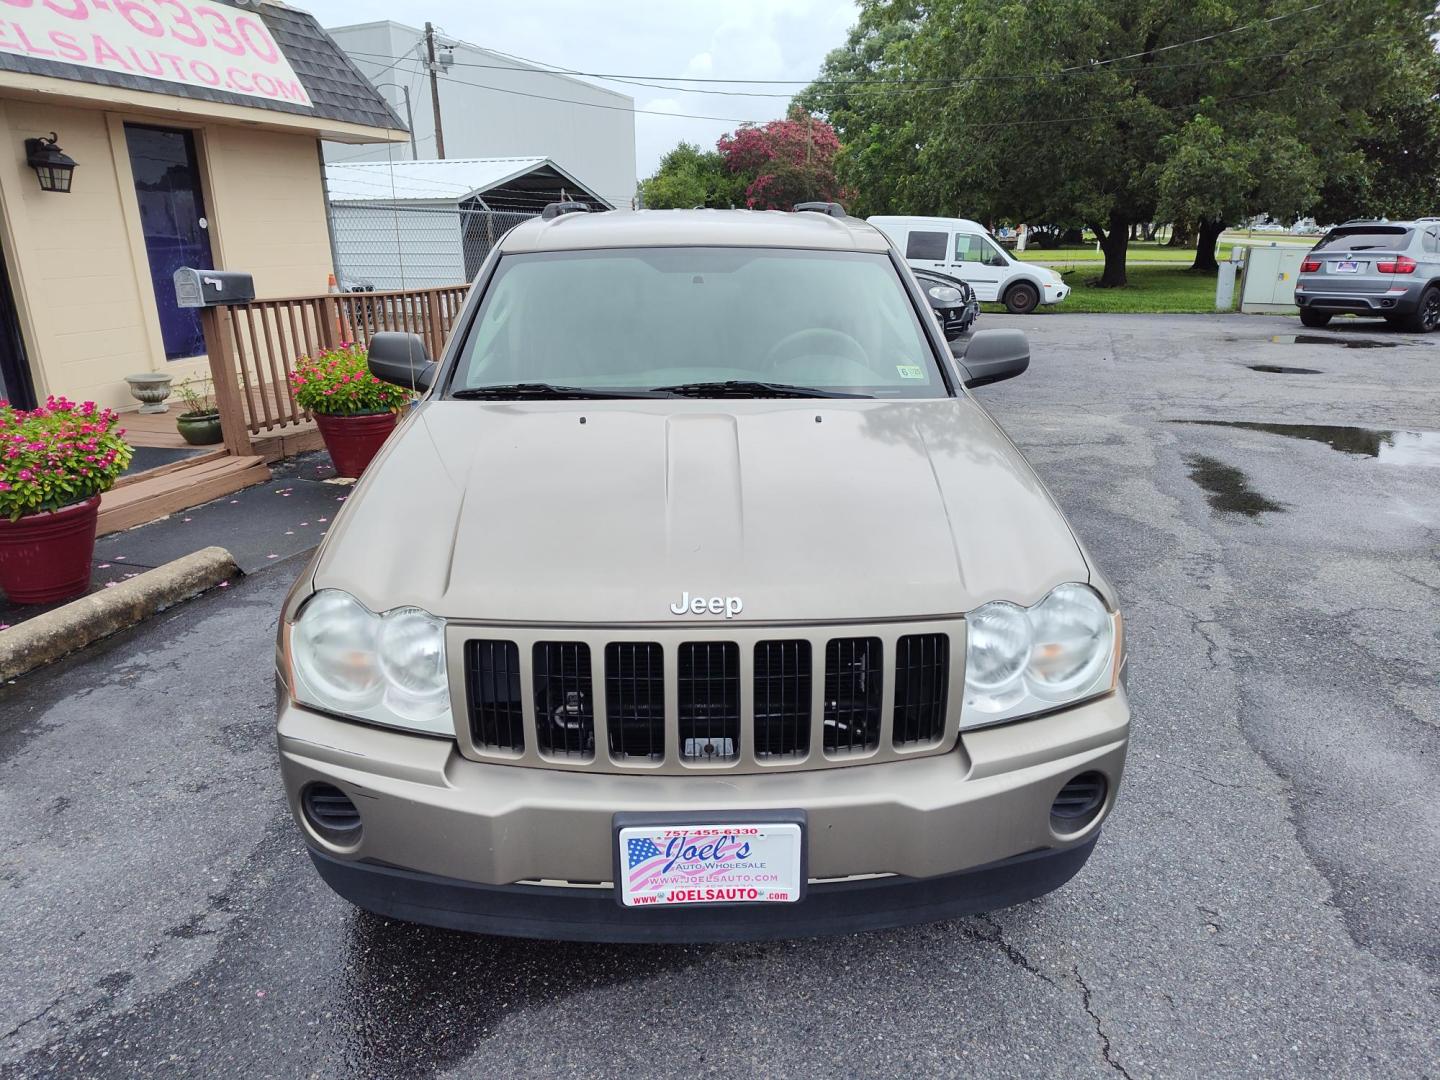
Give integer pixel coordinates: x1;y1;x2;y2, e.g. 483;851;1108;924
425;22;446;159
373;81;417;159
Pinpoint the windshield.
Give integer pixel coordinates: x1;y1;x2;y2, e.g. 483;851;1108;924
449;248;950;398
1315;227;1413;251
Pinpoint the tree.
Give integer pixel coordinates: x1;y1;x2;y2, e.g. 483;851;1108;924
801;0;1440;287
1156;114;1316;271
639;142;744;209
716;109;848;209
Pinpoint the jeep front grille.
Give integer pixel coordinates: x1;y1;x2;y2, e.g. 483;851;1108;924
465;640;525;752
753;640;811;759
678;642;740;762
893;634;949;746
823;637;883;754
605;642;665;761
457;622;961;773
532;642;595;760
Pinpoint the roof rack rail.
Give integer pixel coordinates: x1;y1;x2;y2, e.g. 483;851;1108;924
793;201;847;219
541;201;590;221
1339;217;1385;225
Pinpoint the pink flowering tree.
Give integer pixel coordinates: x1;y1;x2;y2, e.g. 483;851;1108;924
290;343;413;416
715;108;851;211
0;397;133;521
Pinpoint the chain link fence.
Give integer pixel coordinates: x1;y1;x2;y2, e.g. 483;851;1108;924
328;203;537;291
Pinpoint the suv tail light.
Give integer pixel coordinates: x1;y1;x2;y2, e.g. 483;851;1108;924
1376;256;1417;274
1300;258;1322;273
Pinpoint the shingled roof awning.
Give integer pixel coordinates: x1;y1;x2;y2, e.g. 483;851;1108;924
0;0;404;139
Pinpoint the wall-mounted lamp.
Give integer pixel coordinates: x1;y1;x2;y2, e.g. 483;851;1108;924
24;133;77;193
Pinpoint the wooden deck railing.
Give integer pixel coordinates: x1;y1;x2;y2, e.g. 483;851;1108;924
200;284;469;457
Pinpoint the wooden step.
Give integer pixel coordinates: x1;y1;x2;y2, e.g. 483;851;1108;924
113;447;228;489
98;455;271;536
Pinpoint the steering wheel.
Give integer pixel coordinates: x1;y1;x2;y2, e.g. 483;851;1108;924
763;327;869;376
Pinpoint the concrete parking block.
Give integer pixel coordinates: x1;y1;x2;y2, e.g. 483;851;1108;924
0;545;240;681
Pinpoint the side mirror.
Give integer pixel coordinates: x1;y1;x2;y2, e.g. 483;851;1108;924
954;328;1029;388
367;332;436;391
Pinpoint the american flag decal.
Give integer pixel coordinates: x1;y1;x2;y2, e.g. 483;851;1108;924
628;836;662;870
627;835;671;889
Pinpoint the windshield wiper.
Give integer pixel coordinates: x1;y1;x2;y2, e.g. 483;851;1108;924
650;379;872;399
450;383;670;400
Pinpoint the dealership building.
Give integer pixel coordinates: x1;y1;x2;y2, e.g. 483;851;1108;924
0;0;406;412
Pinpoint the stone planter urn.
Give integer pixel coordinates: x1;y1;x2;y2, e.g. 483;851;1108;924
124;372;174;413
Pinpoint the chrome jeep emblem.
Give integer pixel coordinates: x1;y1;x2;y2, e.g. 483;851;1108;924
670;592;743;619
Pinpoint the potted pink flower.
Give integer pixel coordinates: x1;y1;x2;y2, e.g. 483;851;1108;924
0;397;133;605
291;343;412;477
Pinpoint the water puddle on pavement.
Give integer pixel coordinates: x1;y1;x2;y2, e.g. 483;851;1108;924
1247;364;1322;374
1184;454;1286;517
1176;421;1440;467
1269;334;1399;349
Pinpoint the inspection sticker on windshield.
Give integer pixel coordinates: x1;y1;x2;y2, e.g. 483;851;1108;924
896;364;926;379
618;822;803;907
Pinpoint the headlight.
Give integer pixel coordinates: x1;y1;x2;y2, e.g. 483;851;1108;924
961;583;1119;728
928;285;964;303
289;590;452;735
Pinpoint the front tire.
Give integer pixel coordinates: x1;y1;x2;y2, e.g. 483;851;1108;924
1400;286;1440;333
1298;308;1331;328
1004;282;1040;314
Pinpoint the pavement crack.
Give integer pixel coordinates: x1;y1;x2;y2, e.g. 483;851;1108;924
1073;966;1134;1080
1;992;69;1043
1151;753;1245;789
961;914;1055;986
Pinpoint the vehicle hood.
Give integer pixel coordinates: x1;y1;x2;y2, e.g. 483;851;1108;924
312;398;1090;623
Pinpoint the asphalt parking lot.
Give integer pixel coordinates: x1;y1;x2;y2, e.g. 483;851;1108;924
1;312;1437;1079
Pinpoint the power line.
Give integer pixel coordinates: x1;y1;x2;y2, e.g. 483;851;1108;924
376;60;756;122
363;60;1301;135
344;39;1369;101
362;2;1339;90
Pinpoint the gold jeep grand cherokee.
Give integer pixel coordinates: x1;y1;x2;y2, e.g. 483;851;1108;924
275;202;1129;942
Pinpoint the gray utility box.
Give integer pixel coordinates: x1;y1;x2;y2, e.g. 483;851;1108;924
1238;245;1308;314
174;268;256;308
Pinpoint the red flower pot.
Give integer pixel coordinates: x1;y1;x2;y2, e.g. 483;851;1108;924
313;411;398;478
0;495;100;605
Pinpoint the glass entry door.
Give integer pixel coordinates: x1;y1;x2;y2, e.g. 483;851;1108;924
125;124;214;360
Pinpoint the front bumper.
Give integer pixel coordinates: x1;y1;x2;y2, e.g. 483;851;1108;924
278;689;1128;938
307;837;1098;943
1043;282;1070;304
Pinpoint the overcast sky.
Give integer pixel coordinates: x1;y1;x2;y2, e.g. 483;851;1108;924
297;0;858;177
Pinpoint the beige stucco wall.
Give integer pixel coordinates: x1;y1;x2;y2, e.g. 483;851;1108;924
0;99;155;410
0;96;337;411
203;125;334;298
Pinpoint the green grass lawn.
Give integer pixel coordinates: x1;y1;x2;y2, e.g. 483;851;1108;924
1013;242;1237;264
982;264;1223;314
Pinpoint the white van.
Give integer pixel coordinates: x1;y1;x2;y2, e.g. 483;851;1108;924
869;216;1070;314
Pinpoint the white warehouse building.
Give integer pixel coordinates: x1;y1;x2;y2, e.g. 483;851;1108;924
321;20;637;210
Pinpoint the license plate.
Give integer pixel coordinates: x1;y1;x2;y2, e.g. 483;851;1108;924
1335;260;1360;273
617;820;804;907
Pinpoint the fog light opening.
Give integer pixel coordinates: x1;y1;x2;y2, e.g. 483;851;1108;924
301;782;363;845
1050;771;1107;835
